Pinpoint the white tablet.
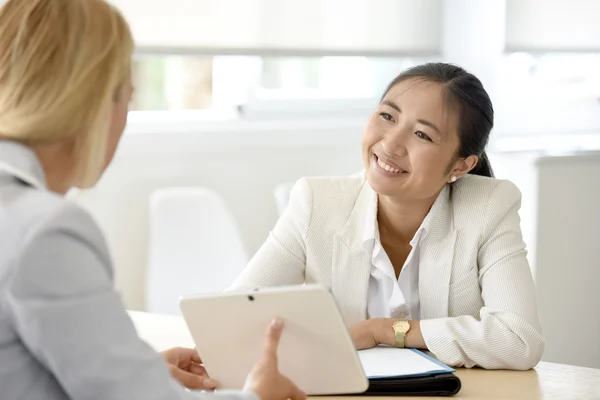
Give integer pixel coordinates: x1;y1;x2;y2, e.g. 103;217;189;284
179;284;369;395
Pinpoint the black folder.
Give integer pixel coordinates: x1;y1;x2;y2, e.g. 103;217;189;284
352;348;462;396
362;372;462;396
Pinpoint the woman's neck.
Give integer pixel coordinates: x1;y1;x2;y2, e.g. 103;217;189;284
33;143;76;195
377;193;438;243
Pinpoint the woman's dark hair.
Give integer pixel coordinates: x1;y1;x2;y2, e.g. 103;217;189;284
381;62;494;178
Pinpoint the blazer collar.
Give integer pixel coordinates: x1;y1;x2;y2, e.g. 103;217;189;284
425;184;454;240
339;180;377;251
331;180;375;324
0;140;47;190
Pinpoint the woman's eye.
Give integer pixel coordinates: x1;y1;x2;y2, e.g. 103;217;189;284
379;112;394;122
415;131;433;142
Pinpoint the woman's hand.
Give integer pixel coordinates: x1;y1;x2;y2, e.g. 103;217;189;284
161;347;218;390
349;319;380;350
244;319;307;400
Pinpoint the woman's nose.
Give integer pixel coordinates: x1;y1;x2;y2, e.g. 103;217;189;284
381;128;409;154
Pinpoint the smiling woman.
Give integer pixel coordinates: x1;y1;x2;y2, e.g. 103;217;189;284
230;62;545;371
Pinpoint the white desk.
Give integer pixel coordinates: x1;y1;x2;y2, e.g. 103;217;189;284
129;311;600;399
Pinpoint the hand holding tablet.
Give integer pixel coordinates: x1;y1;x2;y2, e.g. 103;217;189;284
180;285;369;396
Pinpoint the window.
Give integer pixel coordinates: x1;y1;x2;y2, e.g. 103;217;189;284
500;53;600;98
257;56;428;100
131;55;214;111
494;52;600;136
130;54;433;116
117;0;441;119
496;0;600;137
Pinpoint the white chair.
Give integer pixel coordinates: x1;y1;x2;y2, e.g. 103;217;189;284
146;187;248;315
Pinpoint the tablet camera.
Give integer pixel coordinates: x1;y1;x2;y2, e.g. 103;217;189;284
248;295;255;302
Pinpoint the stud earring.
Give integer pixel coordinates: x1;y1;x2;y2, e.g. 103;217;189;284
450;176;457;183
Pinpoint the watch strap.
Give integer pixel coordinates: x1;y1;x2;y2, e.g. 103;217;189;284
395;329;406;348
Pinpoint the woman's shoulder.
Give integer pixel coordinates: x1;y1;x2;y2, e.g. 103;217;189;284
450;175;523;227
291;171;367;207
452;174;521;202
301;171;365;193
285;171;368;227
5;187;106;261
1;185;111;296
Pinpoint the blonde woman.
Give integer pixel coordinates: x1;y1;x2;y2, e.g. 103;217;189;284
0;1;305;400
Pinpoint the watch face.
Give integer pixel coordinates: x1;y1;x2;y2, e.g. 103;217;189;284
394;320;410;333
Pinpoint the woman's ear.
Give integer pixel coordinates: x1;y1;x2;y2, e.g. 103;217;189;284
449;155;478;182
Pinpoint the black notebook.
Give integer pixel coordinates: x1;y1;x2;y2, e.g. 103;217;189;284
356;347;462;396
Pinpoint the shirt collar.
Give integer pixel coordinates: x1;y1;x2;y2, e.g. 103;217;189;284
0;140;47;190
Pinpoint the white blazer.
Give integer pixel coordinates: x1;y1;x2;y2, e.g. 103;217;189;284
231;173;545;370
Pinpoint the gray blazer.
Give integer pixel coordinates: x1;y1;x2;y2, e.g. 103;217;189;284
0;141;257;400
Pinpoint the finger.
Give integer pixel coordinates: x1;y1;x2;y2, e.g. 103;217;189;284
189;363;208;376
286;378;307;400
262;318;283;361
170;366;218;390
176;347;201;362
191;349;202;364
172;348;202;369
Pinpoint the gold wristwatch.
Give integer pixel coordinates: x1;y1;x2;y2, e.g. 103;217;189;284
392;320;411;348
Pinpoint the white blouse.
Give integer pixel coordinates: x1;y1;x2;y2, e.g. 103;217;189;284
364;190;440;321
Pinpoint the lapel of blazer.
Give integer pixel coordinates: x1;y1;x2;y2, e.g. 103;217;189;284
331;181;374;326
419;184;457;319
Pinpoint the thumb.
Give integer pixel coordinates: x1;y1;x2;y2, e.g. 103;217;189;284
261;318;283;362
169;365;218;390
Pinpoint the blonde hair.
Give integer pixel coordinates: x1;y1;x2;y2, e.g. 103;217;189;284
0;0;134;187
